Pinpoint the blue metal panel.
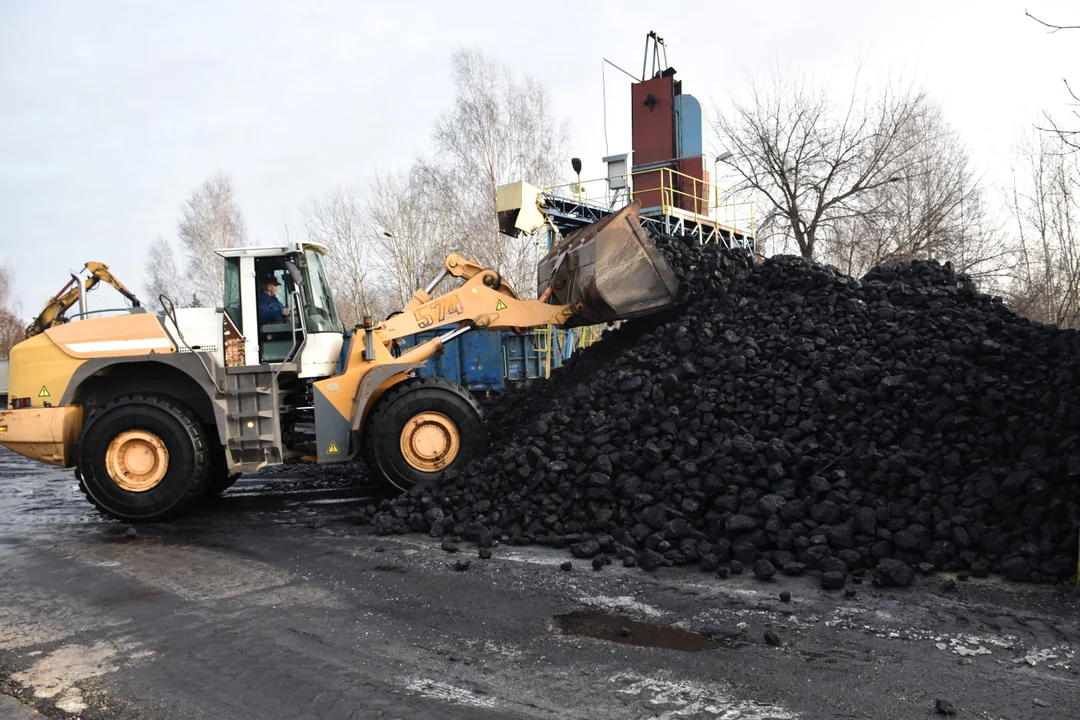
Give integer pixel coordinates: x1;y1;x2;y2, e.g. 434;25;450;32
459;332;504;391
675;94;703;158
504;334;528;381
437;333;463;385
399;329;507;390
519;334;543;380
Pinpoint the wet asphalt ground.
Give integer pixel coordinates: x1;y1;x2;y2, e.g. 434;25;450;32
1;447;1079;720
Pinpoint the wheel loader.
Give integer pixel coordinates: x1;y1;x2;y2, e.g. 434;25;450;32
0;193;681;521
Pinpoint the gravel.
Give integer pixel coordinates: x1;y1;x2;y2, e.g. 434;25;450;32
361;234;1080;584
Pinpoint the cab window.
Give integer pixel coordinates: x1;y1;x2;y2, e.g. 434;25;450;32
301;249;341;333
223;258;243;333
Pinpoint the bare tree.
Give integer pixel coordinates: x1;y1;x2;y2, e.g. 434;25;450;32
1027;10;1080;153
0;262;11;310
176;173;248;306
144;236;193;308
1007;130;1080;326
714;68;931;260
0;310;20;355
366;166;457;311
0;261;22;354
304;184;389;325
823;104;1009;283
423;49;568;295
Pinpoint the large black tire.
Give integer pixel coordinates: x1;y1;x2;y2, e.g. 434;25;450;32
76;394;211;522
363;377;487;492
205;446;241;497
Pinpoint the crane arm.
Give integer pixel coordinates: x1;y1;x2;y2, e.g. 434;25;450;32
26;262;142;338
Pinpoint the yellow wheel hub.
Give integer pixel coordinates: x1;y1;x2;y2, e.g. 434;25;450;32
399;412;460;472
105;430;169;492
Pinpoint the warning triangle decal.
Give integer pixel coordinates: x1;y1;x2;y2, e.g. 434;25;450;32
326;441;340;454
495;299;508;311
38;386;51;398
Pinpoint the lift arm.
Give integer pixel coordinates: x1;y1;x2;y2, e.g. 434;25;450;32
378;261;575;343
26;262;142;338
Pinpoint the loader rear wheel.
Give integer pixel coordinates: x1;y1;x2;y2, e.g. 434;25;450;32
76;395;210;522
364;377;486;492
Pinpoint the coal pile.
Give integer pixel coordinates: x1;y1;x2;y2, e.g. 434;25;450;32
365;236;1080;585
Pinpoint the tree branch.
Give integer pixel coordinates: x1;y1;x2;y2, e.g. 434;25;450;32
1025;9;1080;32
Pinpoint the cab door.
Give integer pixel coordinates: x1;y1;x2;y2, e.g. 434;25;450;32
253;260;302;364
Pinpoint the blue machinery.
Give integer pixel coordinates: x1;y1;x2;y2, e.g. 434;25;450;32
397;325;601;392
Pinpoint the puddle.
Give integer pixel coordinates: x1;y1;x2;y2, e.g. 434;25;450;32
551;611;731;651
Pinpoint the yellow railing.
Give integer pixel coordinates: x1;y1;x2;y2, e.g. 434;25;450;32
546;166;756;241
530;324;605;379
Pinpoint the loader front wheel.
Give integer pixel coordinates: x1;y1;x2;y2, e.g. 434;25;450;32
364;377;486;492
76;395;210;522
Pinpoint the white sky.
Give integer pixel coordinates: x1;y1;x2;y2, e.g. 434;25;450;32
1;0;1076;311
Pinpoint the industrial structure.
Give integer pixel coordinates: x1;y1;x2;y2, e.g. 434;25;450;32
502;31;756;250
430;32;758;392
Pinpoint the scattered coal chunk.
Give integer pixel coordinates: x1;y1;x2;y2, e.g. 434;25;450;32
441;539;459;554
371;240;1080;585
125;527;137;539
935;698;957;716
753;559;777;581
779;591;792;603
821;571;846;590
453;559;470;572
875;559;915;587
560;561;573;572
478;547;493;560
764;629;781;647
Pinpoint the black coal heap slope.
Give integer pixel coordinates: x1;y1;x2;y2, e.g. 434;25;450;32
365;235;1080;585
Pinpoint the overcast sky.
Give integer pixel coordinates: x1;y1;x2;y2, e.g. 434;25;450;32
1;0;1076;312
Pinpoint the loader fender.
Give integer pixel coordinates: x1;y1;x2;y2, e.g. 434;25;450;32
62;356;227;445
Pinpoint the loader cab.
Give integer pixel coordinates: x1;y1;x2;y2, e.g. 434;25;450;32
217;243;343;378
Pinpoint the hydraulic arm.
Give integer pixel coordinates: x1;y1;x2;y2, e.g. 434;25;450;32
26;262;141;338
378;253;576;342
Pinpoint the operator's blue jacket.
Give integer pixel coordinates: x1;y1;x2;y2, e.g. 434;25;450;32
257;291;286;323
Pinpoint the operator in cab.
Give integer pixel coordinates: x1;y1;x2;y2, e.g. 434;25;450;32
257;274;291;324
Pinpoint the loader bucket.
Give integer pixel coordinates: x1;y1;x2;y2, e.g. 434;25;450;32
538;201;681;328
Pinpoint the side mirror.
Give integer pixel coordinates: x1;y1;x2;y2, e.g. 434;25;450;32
285;260;303;287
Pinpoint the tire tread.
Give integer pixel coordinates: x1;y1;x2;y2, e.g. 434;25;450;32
77;394;211;521
362;376;487;491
